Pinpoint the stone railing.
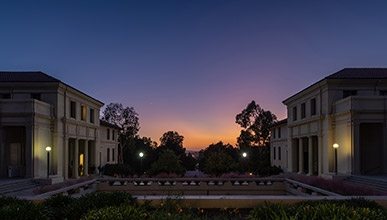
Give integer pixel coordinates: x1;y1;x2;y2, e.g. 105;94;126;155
96;177;338;196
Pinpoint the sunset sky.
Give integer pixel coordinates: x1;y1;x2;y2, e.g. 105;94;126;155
1;1;387;150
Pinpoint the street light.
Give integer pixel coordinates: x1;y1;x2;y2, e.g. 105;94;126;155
139;152;144;175
242;152;247;158
333;143;339;175
46;146;52;178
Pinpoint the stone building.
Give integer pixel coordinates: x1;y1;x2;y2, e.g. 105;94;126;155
0;71;118;182
272;68;387;177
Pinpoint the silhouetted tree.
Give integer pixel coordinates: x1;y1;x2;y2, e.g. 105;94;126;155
198;142;238;174
149;149;185;176
203;150;238;177
101;103;140;164
123;136;157;175
235;100;277;172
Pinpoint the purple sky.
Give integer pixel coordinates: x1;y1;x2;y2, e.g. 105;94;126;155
1;1;387;150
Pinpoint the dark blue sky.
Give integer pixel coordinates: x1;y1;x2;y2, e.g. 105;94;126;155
2;1;387;149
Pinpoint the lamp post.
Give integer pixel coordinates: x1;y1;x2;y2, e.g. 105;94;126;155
242;152;247;158
46;146;52;178
333;143;339;175
139;152;144;175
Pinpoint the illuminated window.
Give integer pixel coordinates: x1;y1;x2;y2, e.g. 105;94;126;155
90;109;95;123
311;98;316;116
81;105;86;121
301;103;306;119
70;101;76;118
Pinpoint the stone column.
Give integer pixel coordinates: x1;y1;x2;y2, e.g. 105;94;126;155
308;137;313;175
64;138;69;179
298;138;304;174
74;139;79;178
84;140;89;175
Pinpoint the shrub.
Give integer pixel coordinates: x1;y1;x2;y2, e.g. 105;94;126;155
0;196;43;220
82;204;147;220
248;199;387;220
39;194;77;219
103;164;135;177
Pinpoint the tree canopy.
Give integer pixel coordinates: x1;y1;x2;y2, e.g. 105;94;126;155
101;103;140;164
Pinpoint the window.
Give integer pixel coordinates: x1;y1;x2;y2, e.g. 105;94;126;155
112;130;115;141
107;148;110;162
112;148;115;162
273;129;276;139
90;109;95;123
293;106;297;121
343;90;357;98
31;93;41;100
380;90;387;96
311;98;316;116
107;129;110;140
81;105;86;121
278;127;281;138
273;147;276;160
301;103;306;119
70;101;76;118
278;146;281;160
0;93;11;99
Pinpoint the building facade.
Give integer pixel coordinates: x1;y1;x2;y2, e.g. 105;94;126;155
272;68;387;177
0;72;118;182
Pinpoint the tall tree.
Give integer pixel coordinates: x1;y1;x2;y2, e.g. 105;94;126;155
235;100;277;148
157;131;186;158
101;103;140;164
235;101;277;171
149;149;185;176
198;141;238;174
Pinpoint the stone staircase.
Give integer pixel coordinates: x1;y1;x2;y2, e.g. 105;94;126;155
344;175;387;193
0;179;40;196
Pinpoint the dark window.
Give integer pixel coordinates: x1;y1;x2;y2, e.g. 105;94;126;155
70;101;76;118
278;127;281;138
301;103;306;119
31;93;41;100
278;146;281;160
112;130;115;141
112;148;115;162
343;90;357;98
380;90;387;96
107;129;110;140
293;106;298;121
273;129;276;139
107;148;110;162
273;147;276;160
90;109;95;123
0;93;11;99
311;98;316;116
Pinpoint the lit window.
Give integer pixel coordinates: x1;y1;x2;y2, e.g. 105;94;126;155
81;105;86;121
